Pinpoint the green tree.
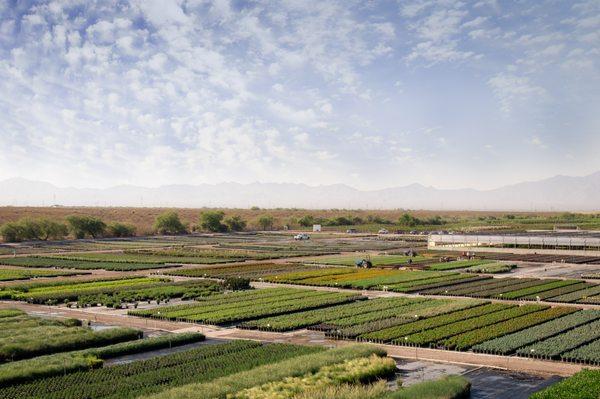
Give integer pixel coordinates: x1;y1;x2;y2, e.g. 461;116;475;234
66;215;106;238
257;215;274;231
108;222;136;237
0;222;25;242
37;219;68;240
19;218;43;240
224;215;246;232
154;211;187;235
200;211;228;232
298;215;315;227
0;218;68;242
398;213;418;227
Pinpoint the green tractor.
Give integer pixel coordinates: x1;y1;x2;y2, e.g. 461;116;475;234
355;254;373;268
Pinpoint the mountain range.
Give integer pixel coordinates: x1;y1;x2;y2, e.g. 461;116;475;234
1;172;599;211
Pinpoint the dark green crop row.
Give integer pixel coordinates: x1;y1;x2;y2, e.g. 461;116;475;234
473;310;600;355
360;303;508;343
239;297;425;331
440;306;575;350
0;340;322;399
331;299;483;340
395;304;547;347
0;332;205;386
129;288;362;325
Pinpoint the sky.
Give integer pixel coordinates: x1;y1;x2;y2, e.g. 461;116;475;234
0;0;598;191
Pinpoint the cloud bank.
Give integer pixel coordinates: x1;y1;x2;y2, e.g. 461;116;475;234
0;0;598;190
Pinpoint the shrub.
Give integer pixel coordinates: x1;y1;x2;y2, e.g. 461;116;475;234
389;375;471;399
298;215;316;227
223;277;251;291
199;211;228;232
224;215;246;231
154;211;187;235
257;215;274;230
107;222;136;237
0;222;24;242
0;218;68;242
66;215;106;239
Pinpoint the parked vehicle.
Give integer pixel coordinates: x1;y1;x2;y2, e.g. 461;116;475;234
378;229;389;234
294;233;310;240
346;229;357;234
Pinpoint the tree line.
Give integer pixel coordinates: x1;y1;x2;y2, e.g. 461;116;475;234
0;211;273;243
0;216;137;243
296;213;445;227
0;210;447;243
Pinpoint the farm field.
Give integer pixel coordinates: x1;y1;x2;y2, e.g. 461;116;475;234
0;233;599;397
0;335;465;399
465;262;516;274
0;267;84;281
0;277;223;306
0;309;141;362
0;256;177;271
129;287;363;325
0;331;206;386
261;265;600;304
165;262;324;279
426;259;494;271
303;254;427;266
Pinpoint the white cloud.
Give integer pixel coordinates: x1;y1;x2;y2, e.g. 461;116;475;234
0;0;597;191
487;73;546;113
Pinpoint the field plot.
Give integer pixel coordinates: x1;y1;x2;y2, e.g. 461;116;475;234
0;332;205;386
517;319;600;360
146;344;390;399
417;275;600;303
217;236;409;256
473;309;600;355
0;310;140;362
530;369;600;399
0;267;84;281
166;262;323;279
239;296;429;331
0;248;279;271
0;277;223;306
426;259;494;271
303;254;426;266
464;263;516;274
0;340;324;399
261;266;600;305
263;267;466;290
0;256;173;271
129;287;362;325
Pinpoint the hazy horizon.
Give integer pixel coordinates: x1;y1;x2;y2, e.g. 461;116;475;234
2;170;600;191
1;1;599;192
2;171;599;210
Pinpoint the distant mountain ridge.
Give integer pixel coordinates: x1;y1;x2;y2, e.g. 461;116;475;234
0;172;599;211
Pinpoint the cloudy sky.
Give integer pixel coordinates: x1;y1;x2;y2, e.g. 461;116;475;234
0;0;598;190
